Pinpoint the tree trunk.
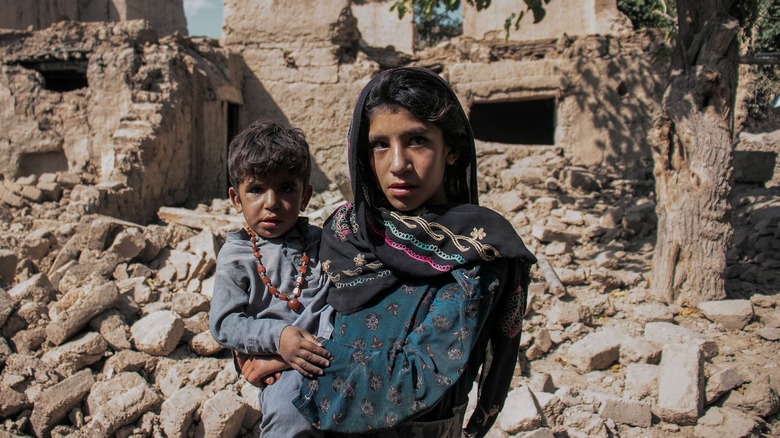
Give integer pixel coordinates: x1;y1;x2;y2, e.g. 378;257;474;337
650;1;740;305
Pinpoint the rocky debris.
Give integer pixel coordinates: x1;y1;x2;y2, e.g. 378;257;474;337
0;154;779;437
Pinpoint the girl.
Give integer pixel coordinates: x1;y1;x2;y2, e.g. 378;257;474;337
291;67;537;437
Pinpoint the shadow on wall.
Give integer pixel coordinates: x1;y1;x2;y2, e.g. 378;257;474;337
568;36;667;177
238;60;331;193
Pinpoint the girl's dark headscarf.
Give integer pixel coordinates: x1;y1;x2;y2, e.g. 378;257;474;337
323;67;536;313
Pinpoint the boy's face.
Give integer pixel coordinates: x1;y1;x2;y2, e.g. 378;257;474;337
368;107;458;212
229;172;313;239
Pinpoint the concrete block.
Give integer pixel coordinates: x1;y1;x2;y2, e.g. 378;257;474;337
654;343;704;425
697;299;754;330
566;330;621;372
497;386;543;433
30;369;94;437
190;330;224;356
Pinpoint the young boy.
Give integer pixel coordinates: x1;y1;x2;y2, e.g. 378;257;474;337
209;120;334;437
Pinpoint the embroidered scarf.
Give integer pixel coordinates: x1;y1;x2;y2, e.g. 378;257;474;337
322;67;536;314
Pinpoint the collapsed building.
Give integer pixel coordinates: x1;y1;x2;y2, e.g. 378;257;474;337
0;0;683;223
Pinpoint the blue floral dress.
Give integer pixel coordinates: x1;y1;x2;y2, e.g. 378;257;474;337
294;260;522;435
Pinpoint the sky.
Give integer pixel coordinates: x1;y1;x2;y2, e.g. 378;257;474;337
184;0;223;38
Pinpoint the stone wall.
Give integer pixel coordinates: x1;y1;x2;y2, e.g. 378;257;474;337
462;0;631;41
0;0;187;36
0;20;242;223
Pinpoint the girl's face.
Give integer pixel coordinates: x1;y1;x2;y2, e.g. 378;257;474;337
368;107;459;212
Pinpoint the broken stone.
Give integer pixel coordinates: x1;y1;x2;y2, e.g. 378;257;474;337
697;299;754;330
497;386;543;433
85;376;162;436
722;375;780;418
694;407;762;438
547;300;589;329
46;281;120;345
705;367;746;405
158;358;224;397
0;249;18;287
160;386;206;438
624;363;659;400
655;343;704;425
108;228;147;261
130;310;184;356
0;287;13;327
631;302;674;323
89;310;132;350
189;331;224;356
0;385;31;418
102;350;158;378
619;336;661;365
41;331;108;376
756;326;780;341
7;273;56;305
643;321;718;359
562;406;608;438
172;291;210;318
194;389;247;438
566;330;621;372
528;372;556;393
30;369;94;438
597;395;652;427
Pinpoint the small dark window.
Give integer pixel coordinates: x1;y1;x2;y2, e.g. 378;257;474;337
470;99;556;145
19;151;69;176
19;61;88;92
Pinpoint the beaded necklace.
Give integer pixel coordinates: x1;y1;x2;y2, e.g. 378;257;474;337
246;227;308;310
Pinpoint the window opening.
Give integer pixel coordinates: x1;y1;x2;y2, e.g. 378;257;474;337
20;61;88;92
470;98;556;145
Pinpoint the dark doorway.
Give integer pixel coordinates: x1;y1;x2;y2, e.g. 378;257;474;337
469;98;556;145
20;61;88;92
226;102;241;190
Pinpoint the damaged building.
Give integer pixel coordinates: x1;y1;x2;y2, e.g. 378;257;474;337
0;0;772;224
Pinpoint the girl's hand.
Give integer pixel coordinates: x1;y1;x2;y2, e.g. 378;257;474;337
234;351;289;387
279;326;332;378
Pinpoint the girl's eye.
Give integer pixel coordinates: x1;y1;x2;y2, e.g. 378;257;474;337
371;141;388;150
410;136;426;146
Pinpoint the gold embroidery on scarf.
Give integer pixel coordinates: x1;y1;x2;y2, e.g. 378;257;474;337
385;209;501;260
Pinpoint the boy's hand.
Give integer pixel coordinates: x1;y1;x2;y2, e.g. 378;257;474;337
234;352;289;387
279;326;332;378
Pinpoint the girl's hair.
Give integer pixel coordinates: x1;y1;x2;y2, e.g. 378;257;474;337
227;120;312;192
361;68;473;204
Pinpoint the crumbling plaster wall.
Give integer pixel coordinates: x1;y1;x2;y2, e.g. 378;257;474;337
0;0;187;36
463;0;631;41
225;0;665;191
0;20;243;223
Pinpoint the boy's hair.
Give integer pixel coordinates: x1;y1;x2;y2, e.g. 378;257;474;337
227;120;312;192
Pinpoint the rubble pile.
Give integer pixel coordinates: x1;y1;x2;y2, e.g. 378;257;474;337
1;151;779;437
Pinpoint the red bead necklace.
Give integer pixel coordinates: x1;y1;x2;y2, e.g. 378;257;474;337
246;227;309;311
